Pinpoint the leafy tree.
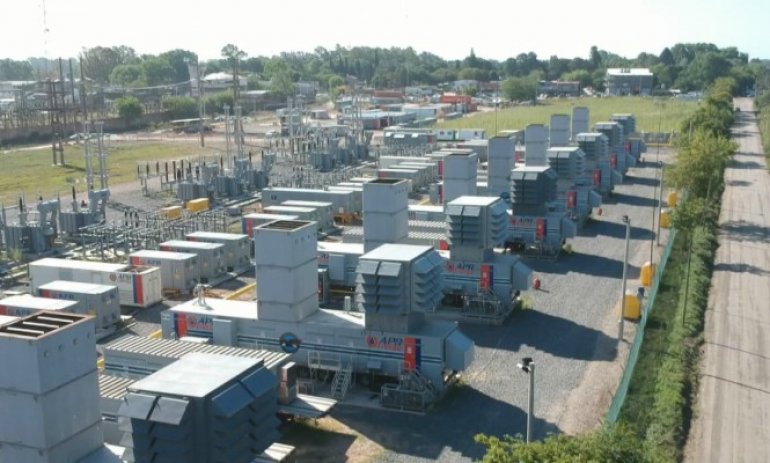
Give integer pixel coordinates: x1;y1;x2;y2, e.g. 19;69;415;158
114;95;143;123
547;55;570;80
502;76;537;102
659;47;675;66
110;64;146;87
142;56;175;86
0;59;34;80
475;425;652;463
328;75;345;98
221;43;247;101
158;49;197;83
81;46;136;83
589;45;602;70
161;96;198;119
669;129;736;200
265;58;295;98
560;69;592;88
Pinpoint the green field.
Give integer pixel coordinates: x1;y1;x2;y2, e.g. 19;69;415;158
436;97;698;135
0;142;216;204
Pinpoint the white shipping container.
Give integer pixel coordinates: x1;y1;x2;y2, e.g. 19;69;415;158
159;240;226;281
185;231;250;271
0;294;79;317
36;280;120;330
28;258;163;308
129;250;200;292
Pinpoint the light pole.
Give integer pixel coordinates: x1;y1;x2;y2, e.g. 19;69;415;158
656;161;664;246
618;215;631;341
517;357;535;443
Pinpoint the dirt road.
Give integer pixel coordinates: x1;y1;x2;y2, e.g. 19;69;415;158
686;98;770;462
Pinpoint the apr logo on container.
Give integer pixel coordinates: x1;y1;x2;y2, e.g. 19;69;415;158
279;332;301;353
366;335;404;352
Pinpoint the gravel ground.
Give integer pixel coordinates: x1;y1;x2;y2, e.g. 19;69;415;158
330;149;674;463
3;138;674;461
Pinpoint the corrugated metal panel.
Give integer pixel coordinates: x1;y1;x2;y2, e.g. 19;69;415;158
103;335;289;372
99;374;135;400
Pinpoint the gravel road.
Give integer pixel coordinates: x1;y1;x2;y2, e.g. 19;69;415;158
686;99;770;462
333;148;673;462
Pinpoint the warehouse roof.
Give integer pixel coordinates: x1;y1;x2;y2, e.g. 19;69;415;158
606;68;653;76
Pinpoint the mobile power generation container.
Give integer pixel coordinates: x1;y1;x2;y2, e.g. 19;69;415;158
36;280;121;330
242;213;299;238
0;294;79;317
28;258;162;308
186;231;250;271
159;240;226;282
129;250;200;293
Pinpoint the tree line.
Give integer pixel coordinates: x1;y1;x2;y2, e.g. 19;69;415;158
1;43;762;100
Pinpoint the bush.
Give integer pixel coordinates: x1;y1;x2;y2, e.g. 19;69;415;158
475;425;652;463
114;95;143;121
204;91;234;114
161;96;198;119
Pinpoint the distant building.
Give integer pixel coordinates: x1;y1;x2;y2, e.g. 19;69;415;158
538;80;580;97
605;68;654;96
439;94;476;113
202;72;248;92
372;90;404;105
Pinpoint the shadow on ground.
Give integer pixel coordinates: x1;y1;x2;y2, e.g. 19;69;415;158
280;420;358;463
720;220;770;243
730;159;763;170
605;192;658;208
625;175;660;187
726;179;752;187
462;310;618;362
527;252;638;280
579;219;654;241
333;386;560;461
713;262;770;276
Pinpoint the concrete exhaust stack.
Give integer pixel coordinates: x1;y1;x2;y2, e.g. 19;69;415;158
549;114;570;147
572;106;589;141
443;151;478;204
362;178;409;252
253;220;319;322
524;124;548;167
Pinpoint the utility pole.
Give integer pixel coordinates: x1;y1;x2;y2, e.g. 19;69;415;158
618;215;631;341
197;58;205;148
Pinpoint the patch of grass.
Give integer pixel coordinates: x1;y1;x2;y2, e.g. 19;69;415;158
620;225;717;462
436;96;698;134
0;142;216;204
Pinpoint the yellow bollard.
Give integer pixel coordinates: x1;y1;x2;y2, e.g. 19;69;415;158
617;291;642;321
666;191;678;207
640;262;656;286
659;209;671;229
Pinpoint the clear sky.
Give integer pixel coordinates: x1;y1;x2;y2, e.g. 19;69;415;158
1;0;767;61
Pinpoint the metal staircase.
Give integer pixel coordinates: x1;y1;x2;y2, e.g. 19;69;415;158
380;365;438;412
331;361;353;399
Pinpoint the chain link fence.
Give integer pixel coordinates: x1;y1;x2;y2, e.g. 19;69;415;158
606;227;678;423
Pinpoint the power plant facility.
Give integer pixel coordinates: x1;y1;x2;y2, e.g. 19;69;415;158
0;55;667;462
